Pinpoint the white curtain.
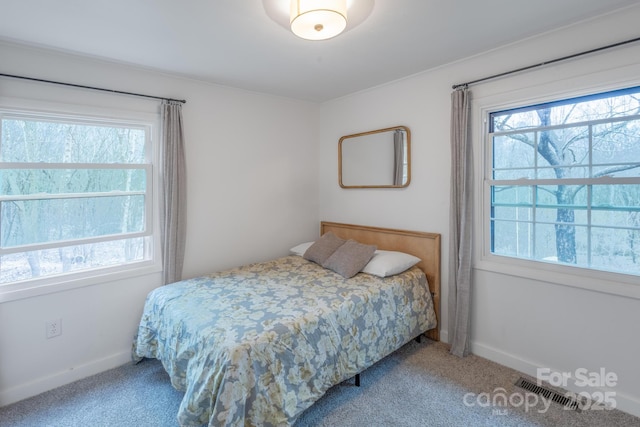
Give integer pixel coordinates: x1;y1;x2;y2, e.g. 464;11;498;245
161;101;187;285
448;88;473;357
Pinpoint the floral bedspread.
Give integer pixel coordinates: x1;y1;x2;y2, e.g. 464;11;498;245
133;255;436;426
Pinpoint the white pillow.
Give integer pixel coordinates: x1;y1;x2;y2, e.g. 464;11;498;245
289;241;314;257
361;250;421;277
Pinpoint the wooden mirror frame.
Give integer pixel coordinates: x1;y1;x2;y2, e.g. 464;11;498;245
338;125;411;189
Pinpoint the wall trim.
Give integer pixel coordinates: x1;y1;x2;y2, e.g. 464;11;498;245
0;350;131;407
439;329;449;344
471;340;640;418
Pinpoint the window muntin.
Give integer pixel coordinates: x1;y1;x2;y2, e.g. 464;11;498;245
487;87;640;277
0;112;153;285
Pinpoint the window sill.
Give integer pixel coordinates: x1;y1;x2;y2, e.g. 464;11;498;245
0;262;162;303
475;256;640;300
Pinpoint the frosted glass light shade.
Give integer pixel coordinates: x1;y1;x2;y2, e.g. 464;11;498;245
290;0;347;41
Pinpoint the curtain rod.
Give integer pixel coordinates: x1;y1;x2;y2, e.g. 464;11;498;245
0;72;186;104
452;36;640;90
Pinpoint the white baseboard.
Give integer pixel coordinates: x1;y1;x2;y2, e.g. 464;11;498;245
614;392;640;419
470;340;640;419
0;351;131;407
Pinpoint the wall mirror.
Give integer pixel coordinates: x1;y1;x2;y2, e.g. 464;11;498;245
339;126;411;188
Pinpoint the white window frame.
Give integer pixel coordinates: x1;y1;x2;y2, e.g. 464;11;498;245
473;78;640;300
0;102;162;302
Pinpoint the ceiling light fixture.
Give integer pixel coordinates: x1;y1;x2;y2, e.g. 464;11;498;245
290;0;347;41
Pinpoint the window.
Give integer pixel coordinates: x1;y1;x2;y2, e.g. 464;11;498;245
0;110;154;287
486;87;640;277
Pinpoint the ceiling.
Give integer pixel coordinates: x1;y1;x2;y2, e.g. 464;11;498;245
0;0;637;102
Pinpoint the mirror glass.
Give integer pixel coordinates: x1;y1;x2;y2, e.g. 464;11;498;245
339;126;410;188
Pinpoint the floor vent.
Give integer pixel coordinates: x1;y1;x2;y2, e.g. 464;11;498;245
515;377;582;412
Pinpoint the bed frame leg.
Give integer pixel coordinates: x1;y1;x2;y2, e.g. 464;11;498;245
355;373;360;387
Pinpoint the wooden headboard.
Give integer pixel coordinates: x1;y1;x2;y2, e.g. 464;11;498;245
320;221;441;341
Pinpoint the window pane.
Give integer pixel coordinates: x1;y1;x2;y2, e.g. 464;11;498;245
492;205;533;222
591;210;632;228
492;185;532;205
592;184;640;228
492;219;532;258
593;166;640;178
1;195;145;247
590;227;640;275
593;120;640;176
492;110;541;131
574;226;590;265
592;184;640;208
0;169;146;195
1;119;146;164
493;168;535;180
491;186;532;222
537;166;589;179
493;134;536;169
536;184;588;223
535;127;590;179
537;127;589;167
533;222;557;261
0;237;146;284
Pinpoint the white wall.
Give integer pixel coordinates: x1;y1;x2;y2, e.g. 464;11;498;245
0;41;319;405
318;5;640;417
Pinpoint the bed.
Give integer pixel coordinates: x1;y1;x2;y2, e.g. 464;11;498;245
133;222;440;426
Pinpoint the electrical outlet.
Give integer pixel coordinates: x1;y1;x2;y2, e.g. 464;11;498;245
46;318;62;339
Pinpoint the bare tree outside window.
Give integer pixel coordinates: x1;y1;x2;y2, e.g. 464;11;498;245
489;87;640;276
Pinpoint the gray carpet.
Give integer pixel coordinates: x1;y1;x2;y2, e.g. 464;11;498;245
1;340;638;426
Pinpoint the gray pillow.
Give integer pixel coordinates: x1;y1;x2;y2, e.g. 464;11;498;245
303;232;346;265
322;239;377;278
